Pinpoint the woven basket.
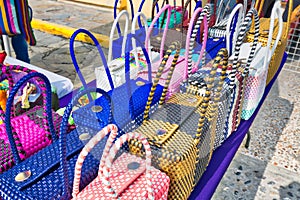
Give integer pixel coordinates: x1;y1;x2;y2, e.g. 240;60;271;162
246;0;292;85
0;86;114;199
127;43;228;199
0;68;57;173
72;130;170;199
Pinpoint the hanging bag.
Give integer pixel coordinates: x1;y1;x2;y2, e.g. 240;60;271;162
241;0;284;120
0;85;114;199
72;131;170;199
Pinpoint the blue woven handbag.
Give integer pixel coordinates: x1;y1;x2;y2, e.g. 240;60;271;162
0;73;113;199
70;29;164;133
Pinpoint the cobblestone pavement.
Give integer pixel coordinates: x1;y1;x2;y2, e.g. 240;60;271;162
13;0;300;199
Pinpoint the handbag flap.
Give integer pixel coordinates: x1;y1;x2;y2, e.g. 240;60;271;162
0;130;83;190
110;153;146;196
137;93;203;146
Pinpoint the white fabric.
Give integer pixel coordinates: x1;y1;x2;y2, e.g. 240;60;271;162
4;56;74;99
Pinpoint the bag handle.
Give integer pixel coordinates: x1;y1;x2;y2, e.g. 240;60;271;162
185;7;209;78
145;5;172;59
108;10;130;63
114;0;135;36
194;48;229;144
228;8;260;87
60;87;113;198
143;41;181;120
225;3;244;55
215;0;232;25
72;124;118;198
263;0;285;71
102;132;153;199
70;28;114;101
131;12;152;65
0;64;37;118
5;72;56;164
138;0;160;28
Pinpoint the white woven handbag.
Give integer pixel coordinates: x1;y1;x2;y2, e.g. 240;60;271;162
241;0;284;120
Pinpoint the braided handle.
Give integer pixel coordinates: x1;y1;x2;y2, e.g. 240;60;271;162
0;64;37;119
185;7;208;78
145;5;172;59
102;132;153;200
113;0;134;36
5;72;56;164
194;48;229;144
143;41;181;120
228;8;260;87
108;10;130;62
72;124;118;198
70;28;114;101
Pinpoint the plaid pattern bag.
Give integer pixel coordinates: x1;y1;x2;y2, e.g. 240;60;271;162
0;85;114;199
72;130;170;199
127;46;228;199
0;70;57;173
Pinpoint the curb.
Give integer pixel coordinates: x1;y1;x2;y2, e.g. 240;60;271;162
31;18;110;48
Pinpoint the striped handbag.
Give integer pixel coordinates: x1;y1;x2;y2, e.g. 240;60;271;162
0;70;58;173
241;1;284;120
0;85;114;199
70;29;164;133
72;130;170;199
247;0;292;85
128;47;228;199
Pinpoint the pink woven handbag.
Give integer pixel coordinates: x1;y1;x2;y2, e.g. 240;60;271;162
72;125;170;199
0;68;57;173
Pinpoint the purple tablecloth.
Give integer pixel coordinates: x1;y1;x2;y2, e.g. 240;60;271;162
188;53;288;200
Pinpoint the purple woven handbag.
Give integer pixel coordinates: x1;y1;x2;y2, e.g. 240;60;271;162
0;65;57;173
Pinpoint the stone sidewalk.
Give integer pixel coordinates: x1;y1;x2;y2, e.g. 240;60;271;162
11;0;300;199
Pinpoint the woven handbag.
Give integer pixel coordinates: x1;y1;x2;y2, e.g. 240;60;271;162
0;85;115;199
241;2;284;120
247;0;292;85
71;29;164;133
72;130;170;199
0;69;59;173
128;46;228;199
181;8;260;146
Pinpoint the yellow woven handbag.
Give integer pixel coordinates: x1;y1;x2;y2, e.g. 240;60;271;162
246;0;292;85
128;45;229;200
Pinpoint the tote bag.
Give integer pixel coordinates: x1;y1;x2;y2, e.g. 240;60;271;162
0;86;114;199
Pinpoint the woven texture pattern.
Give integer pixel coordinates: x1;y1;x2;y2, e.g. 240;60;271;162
0;87;116;199
73;130;170;199
128;46;228;199
247;0;292;85
0;68;58;173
